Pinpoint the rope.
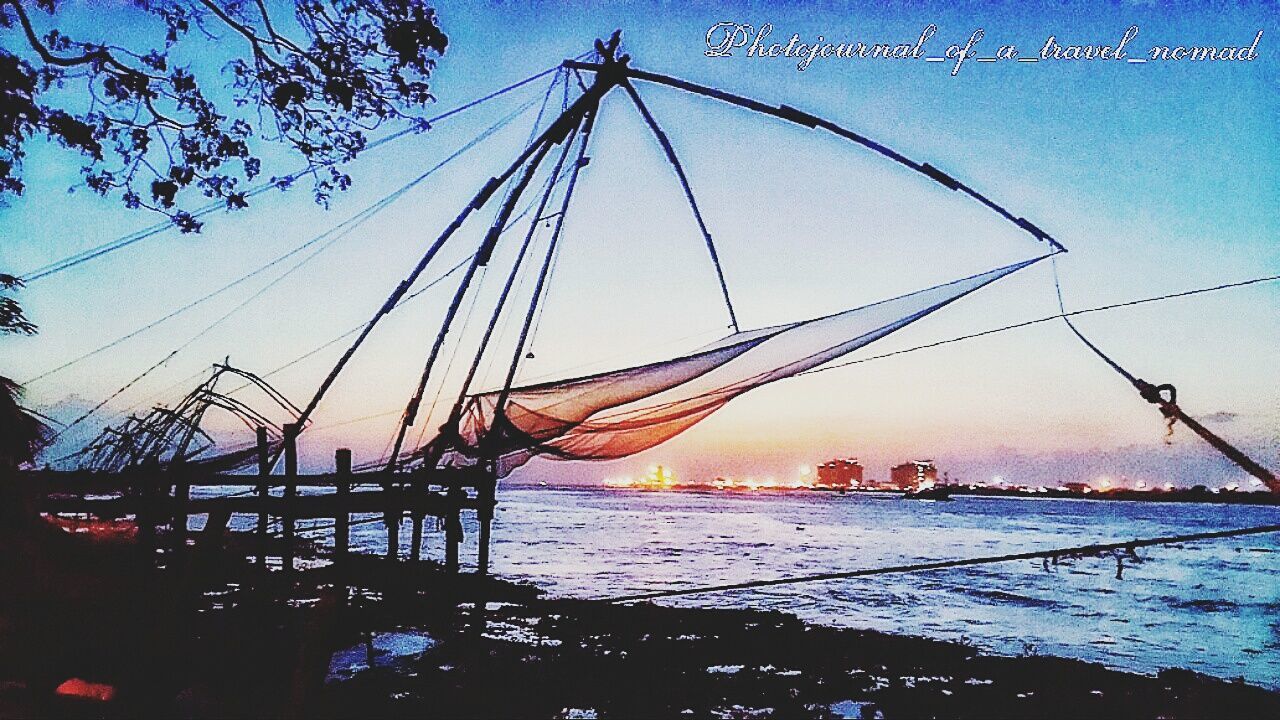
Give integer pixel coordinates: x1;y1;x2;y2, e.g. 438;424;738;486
383;123;564;470
601;523;1280;604
490;107;601;438
567;61;1067;254
19;61;576;283
620;80;739;332
798;272;1280;377
23;101;535;390
226;163;573;406
286;64;611;449
42;134;547;463
225;255;475;395
513;77;581;373
399;261;489;464
429;107;586;456
46;103;532;439
1048;258;1279;491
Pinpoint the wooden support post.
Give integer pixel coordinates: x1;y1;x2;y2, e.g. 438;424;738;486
410;502;424;562
410;475;425;562
383;475;399;562
283;423;298;575
202;509;232;550
335;449;351;566
288;587;339;720
135;472;156;563
256;426;270;568
444;482;464;573
172;468;190;569
477;474;496;575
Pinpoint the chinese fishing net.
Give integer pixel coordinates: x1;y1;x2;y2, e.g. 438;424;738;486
442;255;1048;476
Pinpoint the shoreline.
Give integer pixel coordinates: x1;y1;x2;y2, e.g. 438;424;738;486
4;484;1277;718
510;483;1280;506
318;599;1280;719
2;522;1277;718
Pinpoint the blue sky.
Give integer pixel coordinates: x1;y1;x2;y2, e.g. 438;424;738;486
1;0;1276;486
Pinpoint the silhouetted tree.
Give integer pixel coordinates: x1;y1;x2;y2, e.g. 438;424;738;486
0;0;447;232
0;376;47;468
0;273;34;335
0;274;47;469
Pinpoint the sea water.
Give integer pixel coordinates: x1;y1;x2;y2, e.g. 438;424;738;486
455;488;1280;688
202;485;1279;688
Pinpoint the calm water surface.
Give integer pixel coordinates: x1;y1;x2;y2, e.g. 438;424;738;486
465;489;1279;687
204;485;1279;687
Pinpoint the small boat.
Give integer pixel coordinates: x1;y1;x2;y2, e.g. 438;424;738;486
903;485;954;501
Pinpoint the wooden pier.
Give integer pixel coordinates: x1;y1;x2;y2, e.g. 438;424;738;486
29;426;498;579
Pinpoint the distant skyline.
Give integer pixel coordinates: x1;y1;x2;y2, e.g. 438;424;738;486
1;1;1276;486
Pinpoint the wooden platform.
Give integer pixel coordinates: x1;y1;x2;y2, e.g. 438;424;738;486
26;432;498;577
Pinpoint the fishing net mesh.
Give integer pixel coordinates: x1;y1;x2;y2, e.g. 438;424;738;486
447;256;1046;475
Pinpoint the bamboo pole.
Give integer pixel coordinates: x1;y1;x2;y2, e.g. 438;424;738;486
256;426;269;568
283;423;298;575
335;448;351;565
477;474;496;575
444;482;464;573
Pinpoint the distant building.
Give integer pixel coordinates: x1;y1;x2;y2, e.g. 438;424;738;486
1063;482;1090;494
816;458;863;489
890;460;937;490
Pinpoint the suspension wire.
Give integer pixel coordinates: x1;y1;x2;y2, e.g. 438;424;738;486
405;260;492;463
471;69;581;386
44;103;537;441
434;115;585;449
489;108;601;441
19;60;579;283
601;523;1280;604
225;161;576;410
1049;258;1279;491
566;61;1066;254
385;123;563;472
522;233;562;360
517;80;575;364
798;273;1280;377
23;101;536;389
413;68;574;450
284;66;612;461
620;80;739;332
222;255;476;396
524;68;563;159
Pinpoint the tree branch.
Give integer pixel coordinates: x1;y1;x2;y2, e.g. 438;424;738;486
2;0;101;67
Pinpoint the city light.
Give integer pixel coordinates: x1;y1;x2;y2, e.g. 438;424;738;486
605;465;678;489
602;460;1219;500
